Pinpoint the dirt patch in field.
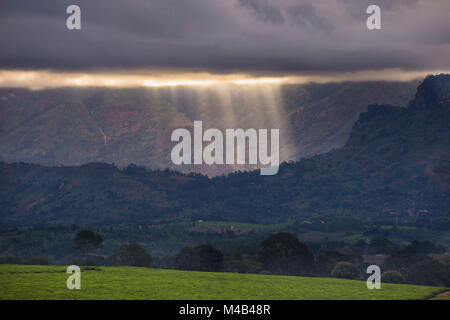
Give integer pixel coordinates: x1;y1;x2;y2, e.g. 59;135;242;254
430;291;450;299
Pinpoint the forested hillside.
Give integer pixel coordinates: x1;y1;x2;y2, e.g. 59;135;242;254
1;75;448;228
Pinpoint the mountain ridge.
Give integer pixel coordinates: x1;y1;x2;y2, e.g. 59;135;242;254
0;75;448;228
0;81;419;175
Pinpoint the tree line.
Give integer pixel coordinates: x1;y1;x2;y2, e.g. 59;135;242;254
1;230;448;287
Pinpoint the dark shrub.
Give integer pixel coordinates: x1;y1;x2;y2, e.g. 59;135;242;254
381;270;405;284
116;243;152;267
331;261;358;279
260;232;314;276
74;230;103;253
175;244;223;272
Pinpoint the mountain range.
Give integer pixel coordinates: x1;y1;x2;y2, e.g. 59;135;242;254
0;81;419;175
0;75;448;229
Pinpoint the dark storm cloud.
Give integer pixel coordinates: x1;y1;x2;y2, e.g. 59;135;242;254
238;0;286;25
0;0;449;74
287;3;330;31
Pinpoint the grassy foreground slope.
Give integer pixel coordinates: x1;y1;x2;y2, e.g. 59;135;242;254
0;265;446;300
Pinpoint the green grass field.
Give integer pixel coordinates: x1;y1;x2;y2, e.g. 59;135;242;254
0;265;447;300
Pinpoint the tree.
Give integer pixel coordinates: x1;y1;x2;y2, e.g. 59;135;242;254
73;230;103;256
331;261;358;279
384;246;431;272
116;243;152;267
260;232;314;276
175;244;223;272
381;270;405;284
315;250;347;275
406;259;447;286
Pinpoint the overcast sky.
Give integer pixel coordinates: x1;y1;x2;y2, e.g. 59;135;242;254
1;0;449;77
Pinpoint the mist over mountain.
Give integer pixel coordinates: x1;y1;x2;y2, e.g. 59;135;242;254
0;81;418;175
1;75;448;232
